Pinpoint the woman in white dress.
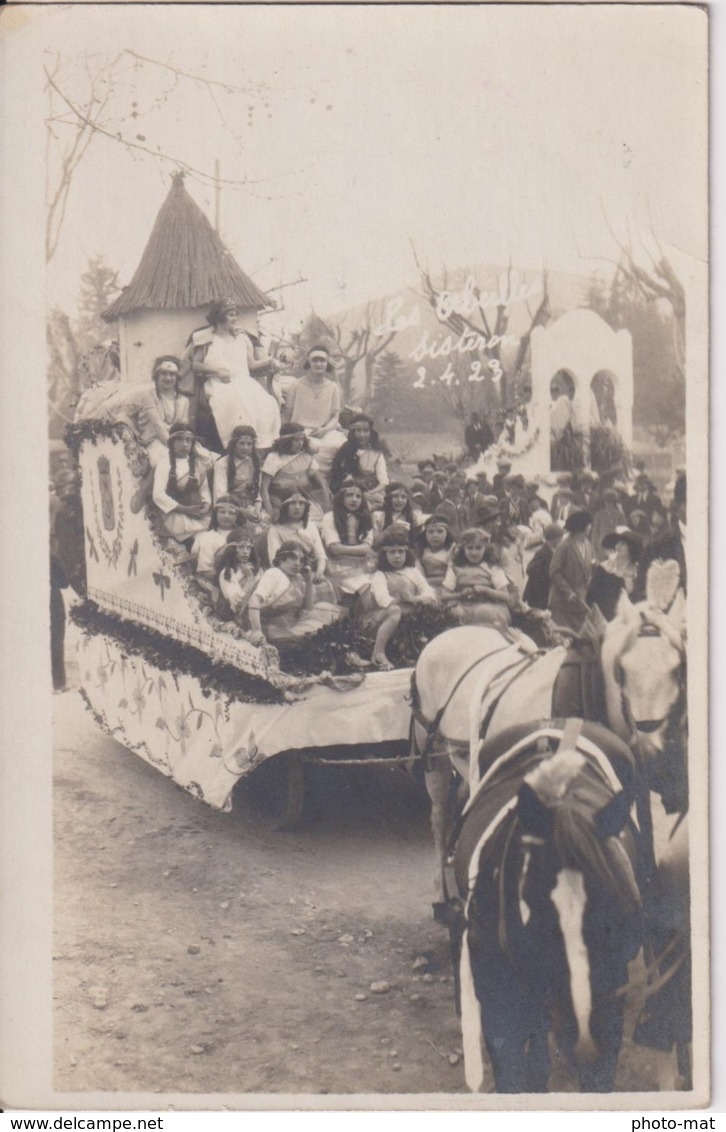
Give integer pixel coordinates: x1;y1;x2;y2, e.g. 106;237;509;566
182;299;281;454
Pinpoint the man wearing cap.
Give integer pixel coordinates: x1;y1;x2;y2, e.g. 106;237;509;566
626;471;662;523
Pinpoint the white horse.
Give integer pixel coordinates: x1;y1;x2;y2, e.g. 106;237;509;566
410;625;566;911
414;558;687;914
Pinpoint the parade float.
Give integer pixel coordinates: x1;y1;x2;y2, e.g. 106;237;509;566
72;176;414;827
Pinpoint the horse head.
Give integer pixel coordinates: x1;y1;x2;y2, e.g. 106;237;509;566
601;561;687;814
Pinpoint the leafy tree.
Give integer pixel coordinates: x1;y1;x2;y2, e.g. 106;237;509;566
587;256;685;447
370;350;407;429
47;255;121;437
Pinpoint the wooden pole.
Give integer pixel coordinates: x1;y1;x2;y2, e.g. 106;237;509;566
214;159;221;233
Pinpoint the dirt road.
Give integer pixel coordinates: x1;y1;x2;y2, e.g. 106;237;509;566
53;635;667;1101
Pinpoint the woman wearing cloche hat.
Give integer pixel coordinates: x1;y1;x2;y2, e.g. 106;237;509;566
548;509;594;632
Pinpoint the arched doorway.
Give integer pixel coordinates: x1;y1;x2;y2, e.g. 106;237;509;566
550;369;584;471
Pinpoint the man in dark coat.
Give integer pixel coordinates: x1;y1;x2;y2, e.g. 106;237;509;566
626;471;663;524
50;469;87;692
464;412;495;460
523;524;563;609
635;473;686;598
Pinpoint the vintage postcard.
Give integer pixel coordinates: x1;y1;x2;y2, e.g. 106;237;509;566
0;1;710;1115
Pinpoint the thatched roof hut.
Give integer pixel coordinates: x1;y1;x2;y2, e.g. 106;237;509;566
103;173;271;384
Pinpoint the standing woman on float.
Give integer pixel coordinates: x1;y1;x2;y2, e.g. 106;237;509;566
181;299;281;455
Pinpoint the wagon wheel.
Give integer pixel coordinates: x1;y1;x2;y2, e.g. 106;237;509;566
247;752;306;830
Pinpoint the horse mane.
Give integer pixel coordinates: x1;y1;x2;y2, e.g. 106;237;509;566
526;749;639;915
646;559;681;612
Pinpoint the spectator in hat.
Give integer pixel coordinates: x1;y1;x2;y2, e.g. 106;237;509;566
587;526;642;620
626;471;663;523
548;509;595;632
635;473;687;597
464;411;495;460
591;488;627;561
523;524;563;610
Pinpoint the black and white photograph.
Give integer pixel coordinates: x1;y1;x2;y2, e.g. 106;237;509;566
0;1;710;1112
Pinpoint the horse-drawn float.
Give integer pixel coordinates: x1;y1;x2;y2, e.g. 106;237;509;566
73;426;415;827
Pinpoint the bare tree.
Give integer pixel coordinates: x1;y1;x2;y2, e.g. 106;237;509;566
412;248;550;416
294;307;396;406
44;48;311;262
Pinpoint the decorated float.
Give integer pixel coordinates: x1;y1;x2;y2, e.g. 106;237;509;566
72;177;415;827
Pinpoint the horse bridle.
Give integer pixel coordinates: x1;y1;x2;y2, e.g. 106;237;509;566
616;614;687;738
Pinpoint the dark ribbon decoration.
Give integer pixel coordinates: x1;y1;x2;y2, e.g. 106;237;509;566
85;526;99;562
127;539;139;577
153;571;171;602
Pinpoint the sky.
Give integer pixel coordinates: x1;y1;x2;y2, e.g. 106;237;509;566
36;4;707;336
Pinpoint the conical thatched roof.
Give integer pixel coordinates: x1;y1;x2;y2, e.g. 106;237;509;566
103;173;271;321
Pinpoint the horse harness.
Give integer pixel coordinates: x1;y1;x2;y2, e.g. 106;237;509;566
409;637;547;770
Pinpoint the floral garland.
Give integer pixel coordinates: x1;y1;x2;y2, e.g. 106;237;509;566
495;426;541;460
71;600;287;706
65;419;150;479
64;419;126;458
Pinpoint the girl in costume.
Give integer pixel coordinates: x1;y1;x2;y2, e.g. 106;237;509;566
415;513;455;594
329;414;389;509
442;527;518;628
216;531;262;638
320;477;376;599
152;423;211;543
260;422;330;522
211;425;262;526
371;482;425;547
356;528;438;670
247;542;343;646
266;487;335;603
191;496;240;591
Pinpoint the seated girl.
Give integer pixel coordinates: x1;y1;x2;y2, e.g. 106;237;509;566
371;482;426;547
247;541;343;647
329;413;389;510
356;528;438;670
441;527;518;628
216;532;263;640
320;477;376;600
415;513;455;594
121;356;190;468
152;423;212;544
267;487;336;603
212;425;262;527
260;422;330;523
190;495;241;592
